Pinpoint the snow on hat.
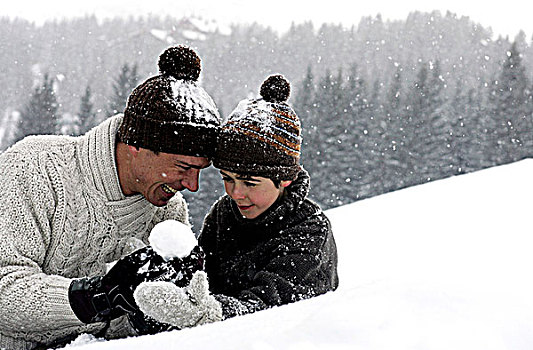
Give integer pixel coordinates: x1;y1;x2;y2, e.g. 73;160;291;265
214;74;302;181
117;45;221;158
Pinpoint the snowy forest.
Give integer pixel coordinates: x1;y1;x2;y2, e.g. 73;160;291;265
1;11;532;229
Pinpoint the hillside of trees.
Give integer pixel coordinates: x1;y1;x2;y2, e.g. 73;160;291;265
1;11;532;229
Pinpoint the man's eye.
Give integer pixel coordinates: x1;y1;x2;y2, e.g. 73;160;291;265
177;164;191;171
222;177;233;182
244;182;256;187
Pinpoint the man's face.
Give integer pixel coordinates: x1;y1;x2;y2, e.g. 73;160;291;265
127;148;210;207
220;170;291;219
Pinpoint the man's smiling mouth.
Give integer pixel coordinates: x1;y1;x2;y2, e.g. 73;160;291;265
161;184;178;194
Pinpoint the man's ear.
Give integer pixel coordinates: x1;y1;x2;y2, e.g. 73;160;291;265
127;145;141;157
280;180;292;188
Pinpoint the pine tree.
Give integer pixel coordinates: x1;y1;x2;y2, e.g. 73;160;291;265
342;63;373;199
107;63;139;116
384;65;405;154
294;65;316;165
466;83;494;170
58;113;81;136
524;83;533;156
404;61;449;182
15;73;59;142
490;42;532;162
294;65;315;118
400;63;430;184
478;77;502;167
448;82;475;173
410;63;430;121
79;84;96;133
306;69;345;207
383;65;410;189
421;60;450;180
385;66;403;118
0;109;21;151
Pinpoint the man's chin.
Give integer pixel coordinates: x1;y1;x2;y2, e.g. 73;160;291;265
149;196;172;207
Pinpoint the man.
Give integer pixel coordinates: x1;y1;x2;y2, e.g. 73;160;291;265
0;45;221;349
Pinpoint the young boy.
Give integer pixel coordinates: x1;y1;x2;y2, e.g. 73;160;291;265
134;75;338;327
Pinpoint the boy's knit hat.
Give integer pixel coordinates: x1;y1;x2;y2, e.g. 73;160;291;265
117;45;221;158
214;75;301;181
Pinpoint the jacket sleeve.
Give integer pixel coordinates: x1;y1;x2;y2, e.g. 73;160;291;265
0;153;86;344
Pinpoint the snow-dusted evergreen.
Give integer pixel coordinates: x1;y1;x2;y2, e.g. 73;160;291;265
0;11;532;228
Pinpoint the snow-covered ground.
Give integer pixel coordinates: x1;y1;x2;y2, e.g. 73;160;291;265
65;159;533;350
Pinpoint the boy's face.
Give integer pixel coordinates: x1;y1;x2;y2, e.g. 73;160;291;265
220;170;291;219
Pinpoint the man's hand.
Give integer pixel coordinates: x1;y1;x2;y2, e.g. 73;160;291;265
134;271;223;329
69;247;156;324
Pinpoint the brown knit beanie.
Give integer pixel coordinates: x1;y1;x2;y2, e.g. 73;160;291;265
214;75;302;181
117;45;221;158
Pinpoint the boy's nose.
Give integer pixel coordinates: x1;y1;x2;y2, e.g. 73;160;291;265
230;184;246;200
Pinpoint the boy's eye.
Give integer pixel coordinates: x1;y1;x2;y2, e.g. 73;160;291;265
244;181;256;187
177;164;191;171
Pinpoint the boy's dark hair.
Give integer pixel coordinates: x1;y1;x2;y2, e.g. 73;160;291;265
234;171;282;188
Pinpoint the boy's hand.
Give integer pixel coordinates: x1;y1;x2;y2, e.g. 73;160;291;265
134;271;223;328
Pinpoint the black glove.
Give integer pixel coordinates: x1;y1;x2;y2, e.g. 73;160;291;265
68;246;156;324
142;245;205;287
128;245;206;335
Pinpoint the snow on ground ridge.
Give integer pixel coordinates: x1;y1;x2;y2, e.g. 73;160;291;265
65;159;533;350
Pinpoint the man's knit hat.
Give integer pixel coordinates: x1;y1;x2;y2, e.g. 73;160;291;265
117;45;221;158
214;74;302;181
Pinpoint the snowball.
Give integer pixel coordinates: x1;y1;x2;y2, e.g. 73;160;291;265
149;220;197;260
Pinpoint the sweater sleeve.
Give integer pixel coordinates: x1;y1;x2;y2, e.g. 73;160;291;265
0;152;85;344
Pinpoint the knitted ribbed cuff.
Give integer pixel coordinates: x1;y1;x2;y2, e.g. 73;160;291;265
44;276;86;327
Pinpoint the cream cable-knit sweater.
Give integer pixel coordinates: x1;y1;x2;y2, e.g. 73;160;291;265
0;115;189;349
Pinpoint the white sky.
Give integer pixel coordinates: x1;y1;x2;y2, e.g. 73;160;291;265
2;0;533;39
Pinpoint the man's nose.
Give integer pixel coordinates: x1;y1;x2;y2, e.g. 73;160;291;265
182;169;200;192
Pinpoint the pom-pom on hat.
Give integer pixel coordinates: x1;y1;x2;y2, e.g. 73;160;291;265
117;45;221;158
214;74;302;181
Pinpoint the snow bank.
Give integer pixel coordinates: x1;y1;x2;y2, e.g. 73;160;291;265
65;159;533;350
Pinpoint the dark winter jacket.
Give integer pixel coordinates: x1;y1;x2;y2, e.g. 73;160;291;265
198;169;339;319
